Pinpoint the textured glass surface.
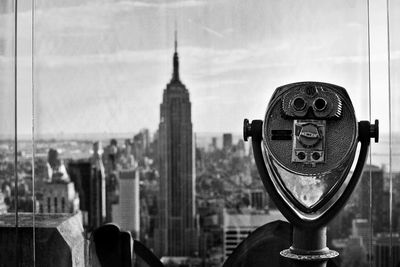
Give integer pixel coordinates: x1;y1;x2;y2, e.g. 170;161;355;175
387;1;400;264
0;3;15;137
282;173;326;208
28;0;399;266
0;1;22;266
268;152;354;210
276;166;333;208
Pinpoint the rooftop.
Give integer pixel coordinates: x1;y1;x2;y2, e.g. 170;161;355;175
223;209;286;228
0;212;82;228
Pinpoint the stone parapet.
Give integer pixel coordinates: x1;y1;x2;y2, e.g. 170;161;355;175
0;212;86;267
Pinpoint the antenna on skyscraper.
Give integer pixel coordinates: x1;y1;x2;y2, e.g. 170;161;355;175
172;19;180;82
174;19;178;53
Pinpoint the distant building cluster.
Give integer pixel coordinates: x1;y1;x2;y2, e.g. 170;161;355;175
328;164;400;266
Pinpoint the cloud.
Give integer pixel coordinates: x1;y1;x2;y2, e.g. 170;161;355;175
35;41;378;84
187;19;225;38
37;49;169;67
32;0;207;11
127;0;207;9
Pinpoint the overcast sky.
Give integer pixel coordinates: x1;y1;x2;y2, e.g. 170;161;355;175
0;0;399;137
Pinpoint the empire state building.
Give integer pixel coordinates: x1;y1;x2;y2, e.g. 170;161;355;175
155;33;197;257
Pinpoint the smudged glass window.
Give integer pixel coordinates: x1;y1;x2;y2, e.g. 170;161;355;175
1;0;399;266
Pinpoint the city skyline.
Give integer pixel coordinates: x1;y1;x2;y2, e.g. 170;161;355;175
0;0;399;137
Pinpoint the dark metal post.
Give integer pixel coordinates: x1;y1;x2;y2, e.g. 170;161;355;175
281;226;338;267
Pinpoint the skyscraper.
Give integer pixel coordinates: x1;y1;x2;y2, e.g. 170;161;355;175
223;133;233;151
155;31;197;257
68;160;91;227
112;169;140;238
37;179;79;214
357;165;384;233
374;234;400;267
89;141;106;230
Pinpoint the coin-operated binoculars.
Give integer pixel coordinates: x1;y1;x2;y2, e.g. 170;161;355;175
244;82;379;266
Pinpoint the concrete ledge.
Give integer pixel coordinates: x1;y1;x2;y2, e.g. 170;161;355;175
0;212;86;267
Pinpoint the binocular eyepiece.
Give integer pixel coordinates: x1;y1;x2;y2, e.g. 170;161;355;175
282;84;342;120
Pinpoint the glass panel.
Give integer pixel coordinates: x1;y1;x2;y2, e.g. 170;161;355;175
365;1;398;265
32;0;385;266
0;1;30;266
387;0;400;265
0;1;16;218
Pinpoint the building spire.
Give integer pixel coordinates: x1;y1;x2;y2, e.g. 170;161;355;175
174;23;178;54
172;23;180;82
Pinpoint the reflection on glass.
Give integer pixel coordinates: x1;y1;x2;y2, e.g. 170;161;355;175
0;1;20;266
0;0;16;216
280;171;326;208
270;155;352;210
26;0;397;266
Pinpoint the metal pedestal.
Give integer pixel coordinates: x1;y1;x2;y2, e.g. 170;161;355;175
280;226;338;267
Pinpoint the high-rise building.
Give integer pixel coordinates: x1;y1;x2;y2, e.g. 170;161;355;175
133;129;150;162
211;137;218;151
68;160;91;227
37;181;79;214
351;218;369;247
374;234;400;267
112;169;140;238
235;139;246;158
357;165;384;233
0;192;8;214
89;141;106;230
223;133;233;151
249;189;267;210
35;149;80;214
155;31;197;257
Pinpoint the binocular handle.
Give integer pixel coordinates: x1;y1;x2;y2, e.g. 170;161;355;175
92;224;164;267
360;119;379;143
133;240;165;267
